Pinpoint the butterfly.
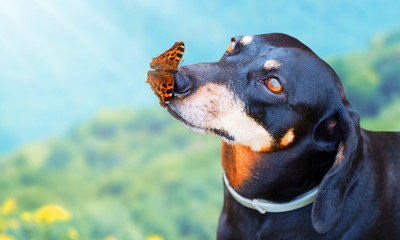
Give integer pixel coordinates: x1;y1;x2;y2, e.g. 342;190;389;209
146;42;185;108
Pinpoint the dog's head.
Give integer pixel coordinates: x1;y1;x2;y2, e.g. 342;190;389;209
169;33;350;152
167;33;361;233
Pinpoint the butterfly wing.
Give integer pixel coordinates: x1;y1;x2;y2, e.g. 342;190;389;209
150;42;185;70
146;70;174;108
147;42;184;107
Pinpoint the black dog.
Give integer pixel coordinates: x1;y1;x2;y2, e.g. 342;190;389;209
167;33;400;239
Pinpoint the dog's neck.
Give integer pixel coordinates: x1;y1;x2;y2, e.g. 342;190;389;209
221;140;335;202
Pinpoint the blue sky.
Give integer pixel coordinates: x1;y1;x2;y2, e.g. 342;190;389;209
1;0;400;154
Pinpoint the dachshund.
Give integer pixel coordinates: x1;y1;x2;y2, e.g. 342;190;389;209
167;33;400;239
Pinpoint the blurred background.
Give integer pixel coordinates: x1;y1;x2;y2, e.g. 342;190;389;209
0;0;400;239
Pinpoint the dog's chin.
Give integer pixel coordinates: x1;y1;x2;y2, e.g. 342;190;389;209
167;105;235;143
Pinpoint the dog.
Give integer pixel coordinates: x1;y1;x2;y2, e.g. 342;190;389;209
166;33;400;239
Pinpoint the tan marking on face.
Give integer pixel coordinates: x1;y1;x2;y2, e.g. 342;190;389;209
258;144;272;152
170;83;275;151
280;128;295;147
240;35;254;45
222;141;259;189
263;60;281;71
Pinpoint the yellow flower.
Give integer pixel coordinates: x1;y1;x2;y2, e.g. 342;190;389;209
0;234;16;240
34;205;71;224
0;219;6;232
6;220;19;230
146;234;164;240
1;198;16;215
20;211;32;222
104;236;116;240
67;228;79;240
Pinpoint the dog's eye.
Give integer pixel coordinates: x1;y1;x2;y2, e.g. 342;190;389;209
227;40;235;54
264;78;283;94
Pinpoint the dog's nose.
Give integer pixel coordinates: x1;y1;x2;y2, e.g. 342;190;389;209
174;70;192;98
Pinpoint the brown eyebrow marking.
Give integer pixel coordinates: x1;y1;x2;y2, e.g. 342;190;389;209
263;60;281;71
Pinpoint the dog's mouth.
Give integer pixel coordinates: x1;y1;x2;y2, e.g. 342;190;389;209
167;106;235;142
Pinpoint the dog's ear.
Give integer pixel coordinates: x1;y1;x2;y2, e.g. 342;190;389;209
311;105;361;233
312;112;341;152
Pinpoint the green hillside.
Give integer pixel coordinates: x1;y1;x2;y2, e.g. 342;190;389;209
327;28;400;131
0;109;222;240
329;28;400;118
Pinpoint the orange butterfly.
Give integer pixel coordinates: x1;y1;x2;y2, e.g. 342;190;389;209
146;42;185;108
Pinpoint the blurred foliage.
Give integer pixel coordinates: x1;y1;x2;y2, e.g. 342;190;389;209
361;98;400;131
0;109;221;239
328;28;400;117
0;29;400;239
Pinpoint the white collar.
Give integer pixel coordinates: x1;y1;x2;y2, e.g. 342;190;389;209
223;172;319;214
